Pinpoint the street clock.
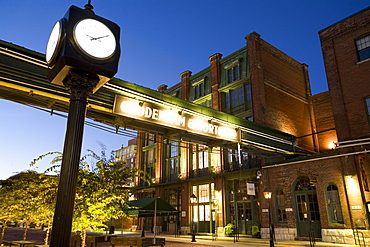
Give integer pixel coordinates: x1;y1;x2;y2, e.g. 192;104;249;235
46;4;120;92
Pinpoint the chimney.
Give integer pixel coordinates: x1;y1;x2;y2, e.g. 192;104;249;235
157;84;168;93
180;70;192;100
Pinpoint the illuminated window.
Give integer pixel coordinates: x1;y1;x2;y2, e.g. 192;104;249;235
199;184;209;203
169;188;178;205
192;183;214;223
276;189;287;222
356;34;370;61
192;145;209;170
326;184;344;224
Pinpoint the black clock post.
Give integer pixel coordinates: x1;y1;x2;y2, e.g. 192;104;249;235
45;2;120;247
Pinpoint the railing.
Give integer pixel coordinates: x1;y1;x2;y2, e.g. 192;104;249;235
354;228;366;247
233;227;240;243
308;221;315;247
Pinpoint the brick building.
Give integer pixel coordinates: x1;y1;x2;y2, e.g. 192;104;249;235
132;6;370;245
113;138;137;187
133;31;325;237
0;5;369;244
260;6;370;244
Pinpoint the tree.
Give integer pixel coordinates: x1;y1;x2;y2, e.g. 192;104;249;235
0;146;146;247
72;147;134;247
31;146;145;247
0;179;20;244
0;171;58;244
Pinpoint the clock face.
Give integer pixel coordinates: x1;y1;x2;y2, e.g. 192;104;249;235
73;18;116;59
46;20;62;64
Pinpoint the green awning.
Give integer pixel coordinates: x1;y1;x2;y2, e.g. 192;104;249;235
124;197;178;217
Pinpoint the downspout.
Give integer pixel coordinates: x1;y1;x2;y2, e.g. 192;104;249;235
340;155;356;243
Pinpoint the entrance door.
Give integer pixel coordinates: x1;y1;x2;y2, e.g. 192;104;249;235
294;177;321;238
237;202;253;235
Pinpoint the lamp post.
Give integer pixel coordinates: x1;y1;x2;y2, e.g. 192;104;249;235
190;194;197;242
45;4;120;247
263;188;274;247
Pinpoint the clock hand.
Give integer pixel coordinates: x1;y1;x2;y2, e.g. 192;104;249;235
91;35;109;41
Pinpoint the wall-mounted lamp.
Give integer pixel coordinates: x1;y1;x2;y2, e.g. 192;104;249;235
178;110;183;115
139;101;144;107
263;188;272;200
256;170;262;180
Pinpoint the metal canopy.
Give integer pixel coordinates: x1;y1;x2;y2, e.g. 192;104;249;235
0;39;298;157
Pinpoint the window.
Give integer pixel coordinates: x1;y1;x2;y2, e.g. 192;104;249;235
192;144;208;170
164;141;180;182
143;148;155;177
245;84;251;100
193;79;206;100
225;149;250;170
225;92;230;109
169;188;178;205
356;34;370;61
143;133;156;146
224;84;251;113
326;184;344;224
276;189;287;222
194;82;205;99
199;184;210;203
202;99;212;108
366;97;370;125
225;88;244;108
192;183;214;223
227;65;239;83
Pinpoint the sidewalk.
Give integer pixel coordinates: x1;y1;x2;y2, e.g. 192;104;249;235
1;227;359;247
118;231;359;247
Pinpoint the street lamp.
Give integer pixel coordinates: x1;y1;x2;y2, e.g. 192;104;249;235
263;188;274;247
190;193;197;242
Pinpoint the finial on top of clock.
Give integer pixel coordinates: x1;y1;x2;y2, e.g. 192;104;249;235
84;0;94;12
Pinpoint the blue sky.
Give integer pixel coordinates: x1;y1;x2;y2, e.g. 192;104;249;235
0;0;369;179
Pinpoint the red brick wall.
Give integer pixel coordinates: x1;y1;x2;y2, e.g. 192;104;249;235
311;91;338;151
262;157;351;229
246;32;315;151
319;7;370;141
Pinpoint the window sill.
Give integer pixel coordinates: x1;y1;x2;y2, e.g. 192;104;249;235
357;57;370;65
326;222;345;228
274;222;288;226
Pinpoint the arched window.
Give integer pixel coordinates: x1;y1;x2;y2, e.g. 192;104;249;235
276;189;286;222
326;184;344;224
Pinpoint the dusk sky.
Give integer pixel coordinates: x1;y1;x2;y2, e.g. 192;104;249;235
1;0;369;179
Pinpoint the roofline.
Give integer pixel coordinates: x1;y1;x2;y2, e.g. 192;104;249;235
319;6;370;33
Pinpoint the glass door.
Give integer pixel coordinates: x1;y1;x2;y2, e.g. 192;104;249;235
294;177;321;238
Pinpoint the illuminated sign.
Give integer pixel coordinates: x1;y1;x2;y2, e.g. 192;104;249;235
113;95;238;141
